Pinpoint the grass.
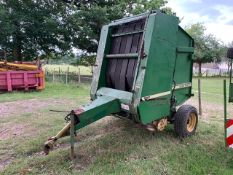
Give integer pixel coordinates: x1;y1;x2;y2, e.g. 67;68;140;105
43;64;92;76
1;78;233;174
0;82;90;103
192;77;228;104
0;77;226;104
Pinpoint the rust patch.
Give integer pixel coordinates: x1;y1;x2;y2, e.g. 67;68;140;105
74;108;85;115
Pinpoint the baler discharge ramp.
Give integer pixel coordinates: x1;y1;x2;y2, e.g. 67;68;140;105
44;94;121;155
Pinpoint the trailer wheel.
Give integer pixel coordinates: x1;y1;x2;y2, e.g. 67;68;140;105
174;105;198;138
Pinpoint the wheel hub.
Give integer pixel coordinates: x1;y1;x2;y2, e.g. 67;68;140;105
187;112;197;132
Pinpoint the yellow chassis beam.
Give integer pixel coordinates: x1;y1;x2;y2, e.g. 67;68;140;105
0;61;38;71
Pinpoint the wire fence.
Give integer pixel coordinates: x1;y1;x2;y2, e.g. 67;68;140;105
193;68;229;77
44;68;92;84
44;66;231;85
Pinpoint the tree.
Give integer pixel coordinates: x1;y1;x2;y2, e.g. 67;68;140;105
225;41;233;73
185;23;225;76
65;0;172;63
0;0;172;62
0;0;73;61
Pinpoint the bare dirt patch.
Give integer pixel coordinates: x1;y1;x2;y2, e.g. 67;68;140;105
0;155;13;172
185;98;233;121
0;98;82;118
0;97;89;172
0;123;35;141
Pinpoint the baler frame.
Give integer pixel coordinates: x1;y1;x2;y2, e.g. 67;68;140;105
44;10;197;158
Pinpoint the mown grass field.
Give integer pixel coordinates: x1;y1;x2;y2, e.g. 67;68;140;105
0;78;233;174
43;64;92;76
192;77;229;104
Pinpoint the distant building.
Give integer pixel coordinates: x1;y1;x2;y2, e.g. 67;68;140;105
193;62;229;76
193;62;219;69
193;62;228;70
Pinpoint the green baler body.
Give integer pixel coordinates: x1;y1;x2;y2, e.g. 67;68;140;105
89;11;194;125
44;11;195;154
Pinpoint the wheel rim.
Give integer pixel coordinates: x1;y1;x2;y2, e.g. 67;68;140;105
187;112;197;132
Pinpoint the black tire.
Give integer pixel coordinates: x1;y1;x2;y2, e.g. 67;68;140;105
227;48;233;59
174;105;198;138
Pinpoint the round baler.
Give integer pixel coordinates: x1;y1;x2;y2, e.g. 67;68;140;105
44;10;198;157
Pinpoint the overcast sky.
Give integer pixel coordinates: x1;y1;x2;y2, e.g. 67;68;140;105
166;0;233;45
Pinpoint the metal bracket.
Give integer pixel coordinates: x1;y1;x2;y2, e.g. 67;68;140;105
64;110;81;124
70;113;76;160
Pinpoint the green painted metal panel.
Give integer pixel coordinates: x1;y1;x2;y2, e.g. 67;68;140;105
90;25;112;100
105;53;138;58
131;13;153;119
177;47;194;53
139;95;171;124
75;96;121;131
138;13;179;124
229;83;233;102
141;13;178;97
96;87;133;104
173;27;194;105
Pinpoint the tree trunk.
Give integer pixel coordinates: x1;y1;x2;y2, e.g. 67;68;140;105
228;60;231;75
198;62;202;77
91;65;94;74
13;22;23;61
13;46;22;61
46;57;49;64
45;52;51;64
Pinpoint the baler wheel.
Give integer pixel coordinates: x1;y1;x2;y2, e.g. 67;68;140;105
174;105;198;138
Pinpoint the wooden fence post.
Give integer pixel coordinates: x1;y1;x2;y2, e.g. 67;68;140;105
198;78;202;116
224;79;227;147
66;67;69;85
78;68;81;84
53;68;55;83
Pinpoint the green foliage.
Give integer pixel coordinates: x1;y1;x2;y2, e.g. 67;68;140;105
0;0;73;61
185;23;226;76
67;0;172;65
76;55;96;67
0;0;171;62
186;23;225;64
70;0;172;53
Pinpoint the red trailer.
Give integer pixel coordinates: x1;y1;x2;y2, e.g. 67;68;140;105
0;69;45;92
